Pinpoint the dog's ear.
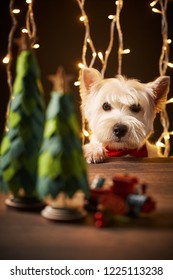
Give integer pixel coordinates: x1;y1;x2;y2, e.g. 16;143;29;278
81;68;102;91
148;76;170;112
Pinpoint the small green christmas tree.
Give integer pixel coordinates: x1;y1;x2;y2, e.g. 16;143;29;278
37;67;89;220
0;34;45;209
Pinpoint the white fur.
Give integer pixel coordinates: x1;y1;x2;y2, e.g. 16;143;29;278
80;68;170;163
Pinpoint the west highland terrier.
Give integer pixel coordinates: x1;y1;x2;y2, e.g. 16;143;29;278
80;67;170;163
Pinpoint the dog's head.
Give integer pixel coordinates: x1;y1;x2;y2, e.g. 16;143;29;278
80;68;170;149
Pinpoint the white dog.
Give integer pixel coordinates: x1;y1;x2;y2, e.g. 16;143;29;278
80;67;170;163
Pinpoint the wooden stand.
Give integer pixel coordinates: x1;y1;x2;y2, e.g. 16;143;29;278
5;196;45;211
41;205;86;222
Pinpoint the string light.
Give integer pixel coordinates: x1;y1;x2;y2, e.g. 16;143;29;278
76;0;95;143
2;55;10;64
74;81;80;86
3;0;19;133
108;15;116;20
121;48;130;54
79;16;86;21
12;9;20;14
156;0;172;157
166;98;173;104
76;0;97;68
98;52;104;62
167;39;172;44
76;0;119;74
83;129;90;137
150;0;159;7
4;0;38;133
167;62;173;68
6;0;18;96
156;130;173;150
78;62;85;69
32;43;40;49
152;8;162;14
101;2;119;76
22;28;28;33
26;0;37;44
156;141;166;148
164;133;170;140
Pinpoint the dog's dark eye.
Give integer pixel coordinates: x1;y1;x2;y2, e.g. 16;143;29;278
130;104;141;113
102;102;111;111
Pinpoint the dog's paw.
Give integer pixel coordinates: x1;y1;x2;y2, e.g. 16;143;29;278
83;143;106;164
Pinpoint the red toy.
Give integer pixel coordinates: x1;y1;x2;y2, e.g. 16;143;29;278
85;174;156;227
111;174;138;198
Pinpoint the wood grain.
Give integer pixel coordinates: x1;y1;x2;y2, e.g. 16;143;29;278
0;157;173;260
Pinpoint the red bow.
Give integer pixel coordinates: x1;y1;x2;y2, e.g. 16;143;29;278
105;145;148;157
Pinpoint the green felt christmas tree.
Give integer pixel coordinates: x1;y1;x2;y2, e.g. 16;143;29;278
0;34;45;209
37;67;89;220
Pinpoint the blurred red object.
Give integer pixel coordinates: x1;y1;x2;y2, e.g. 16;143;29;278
111;174;138;198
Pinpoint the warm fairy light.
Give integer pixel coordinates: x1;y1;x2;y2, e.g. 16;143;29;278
76;0;120;72
121;49;130;54
152;8;162;14
151;0;171;157
150;0;159;7
22;28;28;33
83;129;90;137
32;43;40;49
78;62;85;69
26;0;32;3
12;9;20;14
76;0;97;68
166;98;173;104
164;134;170;140
108;15;116;20
80;16;86;22
167;62;173;68
2;55;10;64
98;52;103;61
156;141;166;148
76;0;124;141
74;81;80;86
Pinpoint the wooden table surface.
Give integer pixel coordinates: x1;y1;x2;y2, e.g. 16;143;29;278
0;157;173;260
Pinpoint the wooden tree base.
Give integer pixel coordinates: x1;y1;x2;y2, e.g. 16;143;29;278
5;196;45;211
41;205;86;222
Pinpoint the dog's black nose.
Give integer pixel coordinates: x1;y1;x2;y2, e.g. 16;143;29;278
113;124;128;138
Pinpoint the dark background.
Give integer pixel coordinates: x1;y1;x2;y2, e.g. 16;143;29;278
0;0;173;153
